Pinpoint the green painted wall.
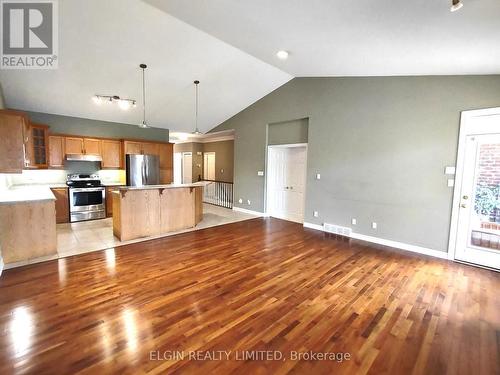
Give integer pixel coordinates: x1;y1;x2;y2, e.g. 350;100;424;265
174;140;234;182
27;111;169;142
268;118;308;145
212;75;500;252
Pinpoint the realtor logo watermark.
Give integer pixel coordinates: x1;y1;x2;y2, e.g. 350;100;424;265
1;0;58;69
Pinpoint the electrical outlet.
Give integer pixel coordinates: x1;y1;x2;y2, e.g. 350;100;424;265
221;169;224;174
238;198;243;204
351;218;357;225
372;222;377;229
257;171;264;176
316;173;321;180
447;179;455;187
247;200;251;205
313;211;319;217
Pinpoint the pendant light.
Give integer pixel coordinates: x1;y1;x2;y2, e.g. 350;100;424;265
192;80;202;135
450;0;463;12
139;63;149;128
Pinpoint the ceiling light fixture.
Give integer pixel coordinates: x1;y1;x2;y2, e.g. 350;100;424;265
192;80;202;135
450;0;463;12
276;50;289;60
139;63;149;129
92;95;135;110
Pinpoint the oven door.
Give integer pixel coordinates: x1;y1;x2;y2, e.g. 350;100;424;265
69;187;106;213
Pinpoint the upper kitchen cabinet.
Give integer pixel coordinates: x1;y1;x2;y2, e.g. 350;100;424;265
159;143;173;169
142;142;160;156
123;140;143;155
24;123;49;169
0;110;28;173
65;137;84;155
84;138;101;155
48;135;65;168
101;139;122;169
159;143;174;184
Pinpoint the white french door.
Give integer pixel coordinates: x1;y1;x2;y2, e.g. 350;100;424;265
266;144;307;223
451;108;500;270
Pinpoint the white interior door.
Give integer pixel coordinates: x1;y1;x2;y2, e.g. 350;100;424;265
203;152;216;180
267;145;307;223
182;152;192;184
173;152;182;184
453;110;500;270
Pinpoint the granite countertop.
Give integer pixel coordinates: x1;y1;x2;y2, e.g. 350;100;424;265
116;182;206;191
0;185;57;205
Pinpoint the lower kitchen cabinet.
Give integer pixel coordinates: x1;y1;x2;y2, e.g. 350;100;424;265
51;187;69;223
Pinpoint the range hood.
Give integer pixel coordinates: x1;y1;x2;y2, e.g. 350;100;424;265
65;154;102;162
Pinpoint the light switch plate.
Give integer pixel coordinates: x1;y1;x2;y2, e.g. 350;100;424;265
445;166;456;175
316;173;321;180
257;171;264;176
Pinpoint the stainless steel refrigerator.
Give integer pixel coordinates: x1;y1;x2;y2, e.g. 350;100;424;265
126;154;160;186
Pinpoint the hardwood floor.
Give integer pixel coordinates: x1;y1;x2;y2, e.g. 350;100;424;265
0;218;499;375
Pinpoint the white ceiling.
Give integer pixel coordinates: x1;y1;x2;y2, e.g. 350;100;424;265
0;0;291;132
146;0;500;77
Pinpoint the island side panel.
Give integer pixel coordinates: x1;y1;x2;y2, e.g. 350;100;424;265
0;201;57;264
159;187;195;233
112;191;122;240
118;189;161;241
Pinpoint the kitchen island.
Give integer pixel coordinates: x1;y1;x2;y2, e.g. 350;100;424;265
112;183;204;241
0;186;58;265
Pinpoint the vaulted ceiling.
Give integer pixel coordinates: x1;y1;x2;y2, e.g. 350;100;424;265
1;0;498;133
147;0;500;77
0;0;292;133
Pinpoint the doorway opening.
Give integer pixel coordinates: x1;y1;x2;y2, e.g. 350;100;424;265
182;152;192;183
449;107;500;270
266;144;307;223
203;152;216;180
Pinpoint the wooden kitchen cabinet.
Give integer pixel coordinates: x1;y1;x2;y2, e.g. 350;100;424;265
0;110;27;173
105;186;120;217
159;143;174;184
142;142;160;156
84;138;101;155
24;123;49;168
65;137;84;154
48;135;65;168
124;141;143;155
51;187;69;223
101;140;122;168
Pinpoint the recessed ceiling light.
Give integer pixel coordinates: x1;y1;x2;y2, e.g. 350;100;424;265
450;0;463;12
276;50;289;60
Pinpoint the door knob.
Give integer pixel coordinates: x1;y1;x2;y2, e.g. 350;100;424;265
462;195;469;200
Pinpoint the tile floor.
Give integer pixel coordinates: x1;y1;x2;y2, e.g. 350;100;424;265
5;204;258;269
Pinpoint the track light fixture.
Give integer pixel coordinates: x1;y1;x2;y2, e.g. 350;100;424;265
92;95;136;110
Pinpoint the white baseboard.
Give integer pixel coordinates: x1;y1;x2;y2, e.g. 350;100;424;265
233;206;269;217
303;222;449;260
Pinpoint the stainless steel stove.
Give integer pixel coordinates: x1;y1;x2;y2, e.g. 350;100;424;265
67;174;106;222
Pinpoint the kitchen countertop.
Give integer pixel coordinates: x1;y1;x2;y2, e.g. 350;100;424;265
0;185;57;205
116;182;206;191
